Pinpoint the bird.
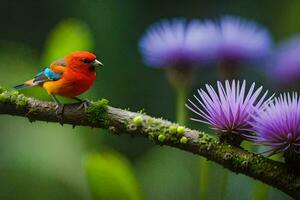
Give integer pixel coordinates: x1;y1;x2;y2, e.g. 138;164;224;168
14;51;103;117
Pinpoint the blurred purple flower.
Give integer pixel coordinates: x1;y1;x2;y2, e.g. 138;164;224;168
139;18;219;68
272;37;300;84
186;80;271;135
215;16;272;61
250;93;300;155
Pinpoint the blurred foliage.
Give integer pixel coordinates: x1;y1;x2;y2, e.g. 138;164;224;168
84;152;143;200
136;147;200;200
0;42;38;88
42;19;94;65
0;118;90;199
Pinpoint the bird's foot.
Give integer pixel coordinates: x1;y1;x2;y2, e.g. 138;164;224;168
77;99;90;111
55;104;65;124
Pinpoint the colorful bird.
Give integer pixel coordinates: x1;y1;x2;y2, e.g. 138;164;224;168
14;51;103;116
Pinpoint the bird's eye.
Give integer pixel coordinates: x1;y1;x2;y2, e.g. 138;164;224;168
82;59;92;63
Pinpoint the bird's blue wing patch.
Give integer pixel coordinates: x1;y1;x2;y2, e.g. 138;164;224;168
33;67;61;84
44;68;61;80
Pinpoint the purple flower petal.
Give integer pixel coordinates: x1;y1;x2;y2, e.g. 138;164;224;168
139;18;219;68
272;36;300;83
186;80;271;135
216;16;272;61
251;93;300;155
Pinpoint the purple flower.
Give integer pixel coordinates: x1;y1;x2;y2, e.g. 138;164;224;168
272;37;300;84
139;18;219;68
215;16;272;61
250;93;300;155
186;80;271;135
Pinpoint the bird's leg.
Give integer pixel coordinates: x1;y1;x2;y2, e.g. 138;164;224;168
72;97;90;111
51;95;64;122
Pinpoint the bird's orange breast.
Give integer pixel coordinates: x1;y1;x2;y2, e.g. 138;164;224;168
43;69;96;97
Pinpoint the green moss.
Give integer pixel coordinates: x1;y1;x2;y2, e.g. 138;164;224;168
0;89;29;109
158;134;166;142
180;136;188;144
169;125;177;135
137;108;146;115
146;118;154;125
177;126;185;136
11;90;19;96
0;91;11;103
87;99;109;126
15;94;29;108
200;133;214;144
132;116;143;126
159;125;166;131
0;93;7;102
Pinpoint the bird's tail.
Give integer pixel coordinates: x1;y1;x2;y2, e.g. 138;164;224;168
14;79;36;90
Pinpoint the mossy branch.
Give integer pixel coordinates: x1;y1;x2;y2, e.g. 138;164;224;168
0;87;299;199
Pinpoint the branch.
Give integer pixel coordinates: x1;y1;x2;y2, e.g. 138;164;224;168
0;88;299;199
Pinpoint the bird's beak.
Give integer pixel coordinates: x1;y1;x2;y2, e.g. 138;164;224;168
92;59;104;68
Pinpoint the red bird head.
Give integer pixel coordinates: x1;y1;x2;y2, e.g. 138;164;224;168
65;51;103;72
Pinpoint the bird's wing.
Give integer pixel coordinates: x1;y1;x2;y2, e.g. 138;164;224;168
50;58;67;73
33;67;62;85
32;58;67;85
